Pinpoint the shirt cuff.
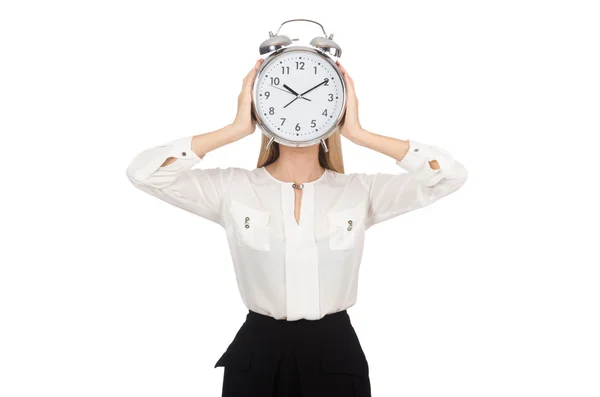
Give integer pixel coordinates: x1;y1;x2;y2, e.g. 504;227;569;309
395;139;445;187
396;140;433;171
133;135;202;182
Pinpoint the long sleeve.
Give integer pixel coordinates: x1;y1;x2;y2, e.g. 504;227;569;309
125;135;227;227
361;139;468;229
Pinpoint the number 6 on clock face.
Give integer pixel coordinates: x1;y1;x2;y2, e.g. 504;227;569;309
252;47;346;147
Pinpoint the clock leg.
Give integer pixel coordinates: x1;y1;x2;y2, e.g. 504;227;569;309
265;136;275;151
320;138;329;153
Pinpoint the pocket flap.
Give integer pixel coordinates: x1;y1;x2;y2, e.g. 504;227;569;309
327;202;366;227
213;349;252;371
230;199;271;226
320;352;369;378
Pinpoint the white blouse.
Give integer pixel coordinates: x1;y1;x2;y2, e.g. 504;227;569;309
126;135;468;321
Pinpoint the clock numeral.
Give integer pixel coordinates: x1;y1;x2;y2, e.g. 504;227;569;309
281;66;289;74
280;118;286;126
295;123;301;131
311;120;316;128
328;93;334;102
324;79;330;86
269;107;275;115
270;77;280;85
322;109;328;117
314;66;317;74
265;91;270;99
296;61;305;70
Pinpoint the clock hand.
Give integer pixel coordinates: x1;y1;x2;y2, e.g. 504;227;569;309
283;97;299;108
269;85;295;96
282;84;311;102
300;78;329;96
283;84;300;96
268;85;311;101
283;92;313;108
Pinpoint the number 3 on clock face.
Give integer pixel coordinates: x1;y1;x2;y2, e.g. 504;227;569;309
252;47;346;146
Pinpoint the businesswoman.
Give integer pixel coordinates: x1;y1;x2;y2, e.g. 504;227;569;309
126;58;468;397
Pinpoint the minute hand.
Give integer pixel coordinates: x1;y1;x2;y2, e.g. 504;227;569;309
300;78;329;96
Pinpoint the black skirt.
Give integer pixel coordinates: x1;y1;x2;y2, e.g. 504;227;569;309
214;309;372;397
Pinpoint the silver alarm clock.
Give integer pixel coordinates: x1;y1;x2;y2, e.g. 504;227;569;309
252;19;346;152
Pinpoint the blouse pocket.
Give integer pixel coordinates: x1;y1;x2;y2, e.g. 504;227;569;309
327;202;367;251
229;199;272;251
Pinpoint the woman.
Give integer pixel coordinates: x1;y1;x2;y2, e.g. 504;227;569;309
126;58;468;397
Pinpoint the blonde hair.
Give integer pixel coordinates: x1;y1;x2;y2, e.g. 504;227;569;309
256;128;345;173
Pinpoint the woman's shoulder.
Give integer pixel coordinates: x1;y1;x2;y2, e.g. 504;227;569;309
327;168;368;183
224;165;274;186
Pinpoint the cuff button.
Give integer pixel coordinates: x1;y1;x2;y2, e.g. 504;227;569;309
182;152;187;156
413;148;419;152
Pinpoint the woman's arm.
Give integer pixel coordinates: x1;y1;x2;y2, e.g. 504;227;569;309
336;61;468;229
125;59;265;227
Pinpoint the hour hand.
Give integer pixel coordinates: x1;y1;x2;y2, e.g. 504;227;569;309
283;84;299;96
269;84;295;96
283;84;311;102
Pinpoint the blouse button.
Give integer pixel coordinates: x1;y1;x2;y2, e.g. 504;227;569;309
182;151;187;156
347;219;353;231
245;216;250;228
413;148;419;152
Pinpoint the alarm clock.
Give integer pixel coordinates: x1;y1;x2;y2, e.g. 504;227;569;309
252;19;346;152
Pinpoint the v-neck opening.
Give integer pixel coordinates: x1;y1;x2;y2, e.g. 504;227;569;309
260;166;323;231
282;179;314;231
293;187;303;227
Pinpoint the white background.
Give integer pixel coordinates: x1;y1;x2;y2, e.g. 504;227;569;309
1;1;599;396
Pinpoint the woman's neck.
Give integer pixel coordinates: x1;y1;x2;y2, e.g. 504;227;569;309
265;144;325;184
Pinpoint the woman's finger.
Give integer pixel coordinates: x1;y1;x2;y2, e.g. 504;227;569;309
244;59;263;84
345;70;355;90
336;60;350;80
336;61;354;90
241;59;263;96
338;66;355;98
250;58;262;75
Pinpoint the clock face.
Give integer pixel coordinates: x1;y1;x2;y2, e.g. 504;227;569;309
254;48;345;144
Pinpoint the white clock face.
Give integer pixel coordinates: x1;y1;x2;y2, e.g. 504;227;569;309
254;49;345;144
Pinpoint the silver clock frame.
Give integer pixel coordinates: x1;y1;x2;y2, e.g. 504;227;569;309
251;46;347;150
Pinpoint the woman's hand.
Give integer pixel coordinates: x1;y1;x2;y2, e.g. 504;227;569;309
336;61;367;142
230;58;264;137
335;63;440;170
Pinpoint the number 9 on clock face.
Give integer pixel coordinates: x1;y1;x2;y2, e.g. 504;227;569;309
252;47;346;147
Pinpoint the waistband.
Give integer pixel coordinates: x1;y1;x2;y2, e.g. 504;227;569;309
240;309;355;353
246;309;350;328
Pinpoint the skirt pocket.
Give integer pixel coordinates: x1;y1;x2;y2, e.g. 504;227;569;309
214;347;281;397
214;348;252;371
320;351;372;397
